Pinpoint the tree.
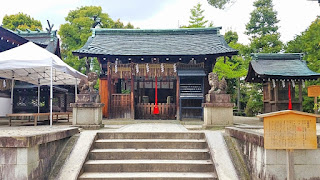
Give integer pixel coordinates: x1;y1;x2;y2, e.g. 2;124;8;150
286;17;320;112
224;30;238;44
59;6;135;74
207;0;232;9
286;17;320;72
2;13;42;31
181;3;210;28
245;0;283;53
213;30;250;114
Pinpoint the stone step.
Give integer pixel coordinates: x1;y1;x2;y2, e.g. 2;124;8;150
97;132;205;140
89;149;210;160
79;172;218;180
94;139;207;149
84;160;214;172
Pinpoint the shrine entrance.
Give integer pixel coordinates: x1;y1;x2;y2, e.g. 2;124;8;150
73;28;238;120
108;63;178;120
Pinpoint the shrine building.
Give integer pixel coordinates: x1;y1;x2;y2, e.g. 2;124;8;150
73;28;238;120
245;53;320;113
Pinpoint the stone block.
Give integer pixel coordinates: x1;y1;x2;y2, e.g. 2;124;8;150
265;164;286;180
72;103;104;126
76;93;100;103
276;150;286;165
206;93;231;103
303;149;320;165
295;165;320;179
294;149;306;164
203;106;233;126
265;149;277;165
0;148;17;165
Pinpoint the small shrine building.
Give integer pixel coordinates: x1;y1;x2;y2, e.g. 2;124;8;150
245;53;320;113
73;28;238;120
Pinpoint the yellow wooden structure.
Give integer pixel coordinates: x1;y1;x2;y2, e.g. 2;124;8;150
308;85;320;97
258;110;318;149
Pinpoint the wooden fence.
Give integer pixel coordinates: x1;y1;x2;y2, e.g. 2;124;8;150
110;94;131;119
136;103;176;119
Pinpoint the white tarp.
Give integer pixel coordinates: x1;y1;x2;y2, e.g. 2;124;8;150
0;42;86;126
0;42;86;85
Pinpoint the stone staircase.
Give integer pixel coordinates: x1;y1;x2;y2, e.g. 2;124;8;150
78;132;218;180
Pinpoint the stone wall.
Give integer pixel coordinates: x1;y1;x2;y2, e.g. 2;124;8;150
0;127;78;179
226;127;320;180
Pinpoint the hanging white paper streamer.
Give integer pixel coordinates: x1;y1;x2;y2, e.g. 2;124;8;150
282;80;285;88
3;79;6;88
302;80;305;88
115;64;118;73
272;79;276;88
173;63;177;73
146;63;150;73
291;80;295;88
161;63;164;73
136;64;139;73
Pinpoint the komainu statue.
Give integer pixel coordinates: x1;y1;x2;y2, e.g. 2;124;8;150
79;72;98;94
208;72;227;94
208;72;219;94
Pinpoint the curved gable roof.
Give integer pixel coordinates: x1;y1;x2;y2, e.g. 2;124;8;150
73;28;238;58
245;53;320;82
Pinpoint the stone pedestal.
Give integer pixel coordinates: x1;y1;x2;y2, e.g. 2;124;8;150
203;93;234;127
70;93;104;129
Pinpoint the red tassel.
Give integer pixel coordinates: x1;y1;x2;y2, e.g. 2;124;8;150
288;82;292;110
154;75;159;114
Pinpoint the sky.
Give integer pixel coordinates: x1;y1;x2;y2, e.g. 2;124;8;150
0;0;319;44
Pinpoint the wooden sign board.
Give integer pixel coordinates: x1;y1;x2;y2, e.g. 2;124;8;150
308;85;320;97
259;110;318;149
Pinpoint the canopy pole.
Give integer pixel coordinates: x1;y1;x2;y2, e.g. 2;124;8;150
75;78;78;102
50;61;53;127
11;72;14;114
38;78;40;122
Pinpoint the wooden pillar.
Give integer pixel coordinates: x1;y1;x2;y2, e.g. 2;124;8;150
130;63;135;119
99;77;109;118
176;76;180;120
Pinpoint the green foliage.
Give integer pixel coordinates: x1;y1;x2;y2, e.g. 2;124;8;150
285;18;320;112
213;56;247;79
207;0;232;9
250;33;283;53
181;3;210;28
245;0;283;53
59;6;135;75
286;17;320;72
2;12;42;31
245;84;263;116
245;0;279;37
224;30;238;44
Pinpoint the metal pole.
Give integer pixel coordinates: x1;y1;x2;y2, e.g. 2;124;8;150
75;78;78;102
11;72;14;113
38;78;40;122
50;61;53;127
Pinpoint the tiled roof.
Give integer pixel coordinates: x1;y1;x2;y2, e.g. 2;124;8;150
16;30;60;56
245;53;320;82
73;28;238;57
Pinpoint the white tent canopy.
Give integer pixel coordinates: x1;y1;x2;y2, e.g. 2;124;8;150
0;42;85;85
0;42;87;126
